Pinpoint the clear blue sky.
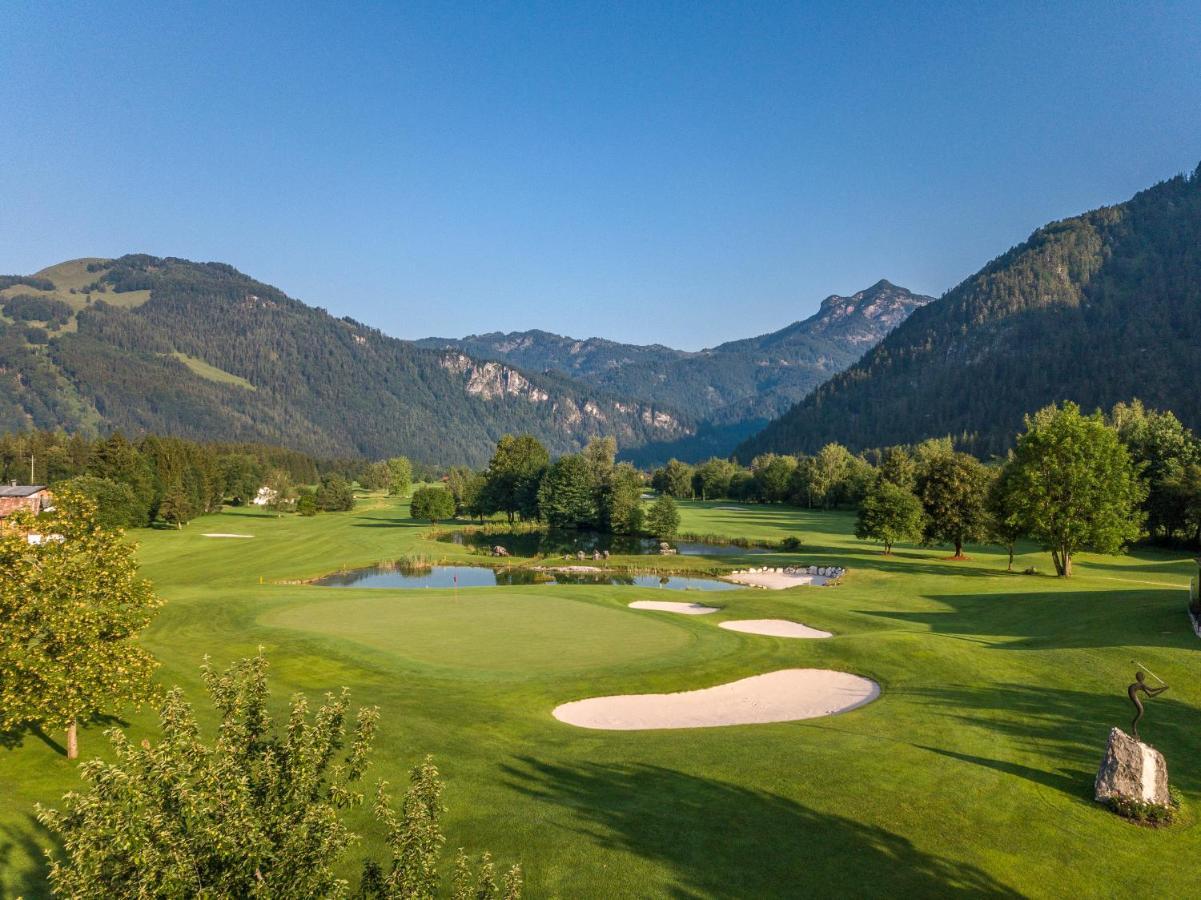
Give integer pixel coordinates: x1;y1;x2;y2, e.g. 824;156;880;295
2;2;1198;349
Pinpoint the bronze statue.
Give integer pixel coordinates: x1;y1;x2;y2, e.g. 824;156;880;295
1128;670;1168;741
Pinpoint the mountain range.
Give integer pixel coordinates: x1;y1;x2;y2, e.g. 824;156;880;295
738;163;1201;459
0;257;929;465
419;280;933;461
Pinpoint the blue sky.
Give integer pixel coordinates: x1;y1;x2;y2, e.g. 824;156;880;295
2;1;1198;349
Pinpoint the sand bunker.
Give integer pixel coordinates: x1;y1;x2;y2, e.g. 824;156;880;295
722;566;844;589
202;533;254;539
628;600;719;615
554;668;878;730
719;619;832;639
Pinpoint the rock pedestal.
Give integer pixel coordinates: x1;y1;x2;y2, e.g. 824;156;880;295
1095;727;1170;807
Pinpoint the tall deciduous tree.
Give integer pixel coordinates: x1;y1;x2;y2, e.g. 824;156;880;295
646;494;681;538
600;463;645;534
1003;402;1146;577
387;456;414;498
537;454;598;529
481;435;549;524
0;490;161;759
854;479;924;555
916;451;991;558
410;486;456;523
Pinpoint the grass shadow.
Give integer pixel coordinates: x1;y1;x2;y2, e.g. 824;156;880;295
0;813;59;899
501;757;1022;898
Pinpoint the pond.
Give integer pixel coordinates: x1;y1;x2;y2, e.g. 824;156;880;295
311;564;742;592
438;529;769;557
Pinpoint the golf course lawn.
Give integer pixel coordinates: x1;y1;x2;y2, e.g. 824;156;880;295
2;493;1199;897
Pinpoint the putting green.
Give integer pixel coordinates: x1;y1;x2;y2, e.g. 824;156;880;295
264;590;698;676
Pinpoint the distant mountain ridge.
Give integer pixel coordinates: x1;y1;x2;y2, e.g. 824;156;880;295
0;256;689;465
737;163;1201;460
419;279;933;461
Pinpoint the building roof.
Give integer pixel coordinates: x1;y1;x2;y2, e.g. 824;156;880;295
0;485;48;498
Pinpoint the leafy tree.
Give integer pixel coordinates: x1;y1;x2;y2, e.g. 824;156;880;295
37;653;520;898
316;474;356;512
915;451;991;558
854;479;924;555
387;456;414;498
537;454;598;529
0;490;161;758
481;435;549;524
86;432;154;525
752;454;797;503
645;494;681;538
361;460;394;492
445;465;476;513
264;467;297;516
986;460;1024;571
1002;402;1146;576
600;463;645;534
803;443;853;508
296;488;318;517
410;486;456;523
1110;400;1200;542
581;436;616;482
362;760;523;900
462;473;490;522
694;458;738;500
877;446;916;491
158;480;195;529
654;459;694;500
52;475;143;529
218;452;263;505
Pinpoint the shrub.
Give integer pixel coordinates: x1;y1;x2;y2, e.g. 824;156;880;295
780;535;803;552
411;486;456;523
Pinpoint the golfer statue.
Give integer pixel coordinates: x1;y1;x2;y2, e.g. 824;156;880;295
1128;670;1168;741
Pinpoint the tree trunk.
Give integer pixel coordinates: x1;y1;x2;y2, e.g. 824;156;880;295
1050;548;1064;577
66;720;78;760
1062;551;1072;578
1007;545;1014;572
954;538;964;559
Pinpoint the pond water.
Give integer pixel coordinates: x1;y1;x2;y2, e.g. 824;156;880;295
438;529;768;557
312;564;742;592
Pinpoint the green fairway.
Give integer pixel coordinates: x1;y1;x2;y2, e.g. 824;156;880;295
3;494;1199;897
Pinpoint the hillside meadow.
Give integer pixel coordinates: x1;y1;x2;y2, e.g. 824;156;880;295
2;494;1198;897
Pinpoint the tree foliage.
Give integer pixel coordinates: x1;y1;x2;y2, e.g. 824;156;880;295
410;486;456;523
1001;402;1146;576
646;495;681;538
854;479;924;554
916;451;991;557
0;490;161;758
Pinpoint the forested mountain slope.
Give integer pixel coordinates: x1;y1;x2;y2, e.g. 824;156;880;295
737;164;1201;459
0;256;689;465
420;280;932;459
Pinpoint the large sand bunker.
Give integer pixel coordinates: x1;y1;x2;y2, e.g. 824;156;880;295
628;600;719;615
553;668;878;730
719;619;832;639
202;533;254;539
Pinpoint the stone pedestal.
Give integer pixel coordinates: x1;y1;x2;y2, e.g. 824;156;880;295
1095;727;1170;807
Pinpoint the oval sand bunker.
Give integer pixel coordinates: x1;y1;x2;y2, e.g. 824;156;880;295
719;619;832;639
553;668;878;730
628;600;719;615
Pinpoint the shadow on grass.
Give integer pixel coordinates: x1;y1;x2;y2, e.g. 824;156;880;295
910;682;1201;797
501;757;1022;898
0;724;66;756
0;813;58;899
858;586;1194;651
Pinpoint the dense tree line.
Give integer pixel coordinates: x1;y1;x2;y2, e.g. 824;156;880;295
2;255;687;465
0;430;338;528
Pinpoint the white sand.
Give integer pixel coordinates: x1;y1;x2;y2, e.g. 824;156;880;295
722;571;828;589
628;600;719;615
538;565;603;573
714;505;751;511
202;533;255;538
553;668;879;730
719;619;832;639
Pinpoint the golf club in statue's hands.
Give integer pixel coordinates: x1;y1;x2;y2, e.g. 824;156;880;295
1128;660;1168;741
